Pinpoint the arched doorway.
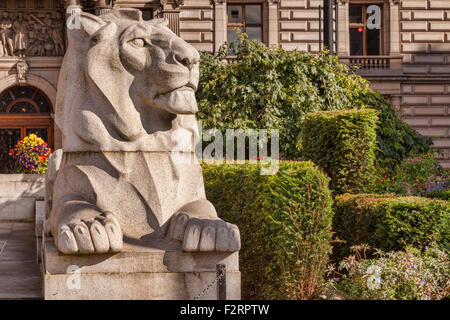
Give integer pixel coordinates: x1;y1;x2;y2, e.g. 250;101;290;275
0;85;54;173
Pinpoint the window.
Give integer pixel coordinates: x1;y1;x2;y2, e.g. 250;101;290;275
139;8;153;21
349;4;383;56
227;4;262;55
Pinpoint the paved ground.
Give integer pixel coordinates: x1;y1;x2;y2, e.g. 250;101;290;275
0;222;42;299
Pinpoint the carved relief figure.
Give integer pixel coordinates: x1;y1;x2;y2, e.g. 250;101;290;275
0;12;14;56
12;12;28;57
16;58;28;82
51;12;65;55
0;10;65;57
47;9;241;255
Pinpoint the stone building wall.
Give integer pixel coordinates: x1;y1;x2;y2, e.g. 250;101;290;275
279;0;324;53
179;0;214;52
335;0;450;167
398;0;450;168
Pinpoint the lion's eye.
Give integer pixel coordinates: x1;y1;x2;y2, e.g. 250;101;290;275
129;38;146;48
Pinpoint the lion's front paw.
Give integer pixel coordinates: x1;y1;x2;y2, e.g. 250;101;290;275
57;211;123;254
168;213;240;252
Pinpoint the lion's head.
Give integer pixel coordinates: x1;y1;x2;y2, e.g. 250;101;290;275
56;9;201;152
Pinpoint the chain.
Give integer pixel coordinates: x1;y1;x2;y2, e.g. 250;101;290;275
193;273;224;300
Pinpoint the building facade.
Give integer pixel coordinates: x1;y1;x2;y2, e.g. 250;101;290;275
0;0;448;172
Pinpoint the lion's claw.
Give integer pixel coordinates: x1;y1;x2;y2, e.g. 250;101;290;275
57;211;123;254
168;213;240;252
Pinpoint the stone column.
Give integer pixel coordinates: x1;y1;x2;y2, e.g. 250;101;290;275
337;0;349;56
389;0;401;56
267;0;279;48
212;0;226;53
160;0;183;36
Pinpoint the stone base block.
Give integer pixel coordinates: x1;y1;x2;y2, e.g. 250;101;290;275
42;236;241;300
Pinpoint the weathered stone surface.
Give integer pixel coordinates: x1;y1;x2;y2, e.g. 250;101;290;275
49;8;241;256
0;222;42;299
0;174;45;222
42;8;241;300
43;236;240;300
35;200;45;237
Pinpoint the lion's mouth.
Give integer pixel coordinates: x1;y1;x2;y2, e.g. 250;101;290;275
153;85;198;114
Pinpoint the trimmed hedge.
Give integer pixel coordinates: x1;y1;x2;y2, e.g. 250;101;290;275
301;109;379;194
425;189;450;201
333;194;450;260
202;161;333;299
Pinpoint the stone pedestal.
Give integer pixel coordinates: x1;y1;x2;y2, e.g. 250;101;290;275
42;236;241;300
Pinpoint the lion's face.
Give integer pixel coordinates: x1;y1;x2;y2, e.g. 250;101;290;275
58;9;202;150
119;19;200;114
68;9;200;116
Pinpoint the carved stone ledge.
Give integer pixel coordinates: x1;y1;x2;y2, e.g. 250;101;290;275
161;0;184;8
16;59;28;83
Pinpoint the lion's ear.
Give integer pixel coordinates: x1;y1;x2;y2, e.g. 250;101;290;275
79;13;105;37
67;12;116;44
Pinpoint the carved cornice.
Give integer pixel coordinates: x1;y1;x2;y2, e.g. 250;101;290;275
210;0;226;4
161;0;184;6
337;0;401;5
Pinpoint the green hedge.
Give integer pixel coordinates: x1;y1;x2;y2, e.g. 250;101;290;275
301;109;378;194
333;194;450;260
425;189;450;201
202;161;333;299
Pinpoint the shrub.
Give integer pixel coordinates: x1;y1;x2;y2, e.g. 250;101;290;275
327;246;449;300
333;194;450;260
202;161;334;299
301;109;378;194
197;34;432;165
362;93;433;171
9;134;52;174
374;152;446;196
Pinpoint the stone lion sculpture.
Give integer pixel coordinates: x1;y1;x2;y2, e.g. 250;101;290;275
46;9;240;255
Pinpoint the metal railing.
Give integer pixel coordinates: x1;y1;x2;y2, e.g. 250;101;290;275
340;56;403;71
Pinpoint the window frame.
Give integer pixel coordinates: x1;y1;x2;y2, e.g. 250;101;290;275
349;2;385;56
226;3;264;45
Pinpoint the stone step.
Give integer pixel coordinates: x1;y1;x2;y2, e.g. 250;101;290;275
0;222;43;300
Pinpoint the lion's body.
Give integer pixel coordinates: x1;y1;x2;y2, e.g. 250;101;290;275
48;9;240;254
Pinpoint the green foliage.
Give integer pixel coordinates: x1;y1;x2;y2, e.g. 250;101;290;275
301;109;379;194
333;194;450;261
426;189;450;201
202;161;334;299
328;245;449;300
360;93;433;171
373;152;447;196
196;33;432;165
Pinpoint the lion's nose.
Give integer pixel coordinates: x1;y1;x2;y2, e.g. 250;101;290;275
172;40;200;71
